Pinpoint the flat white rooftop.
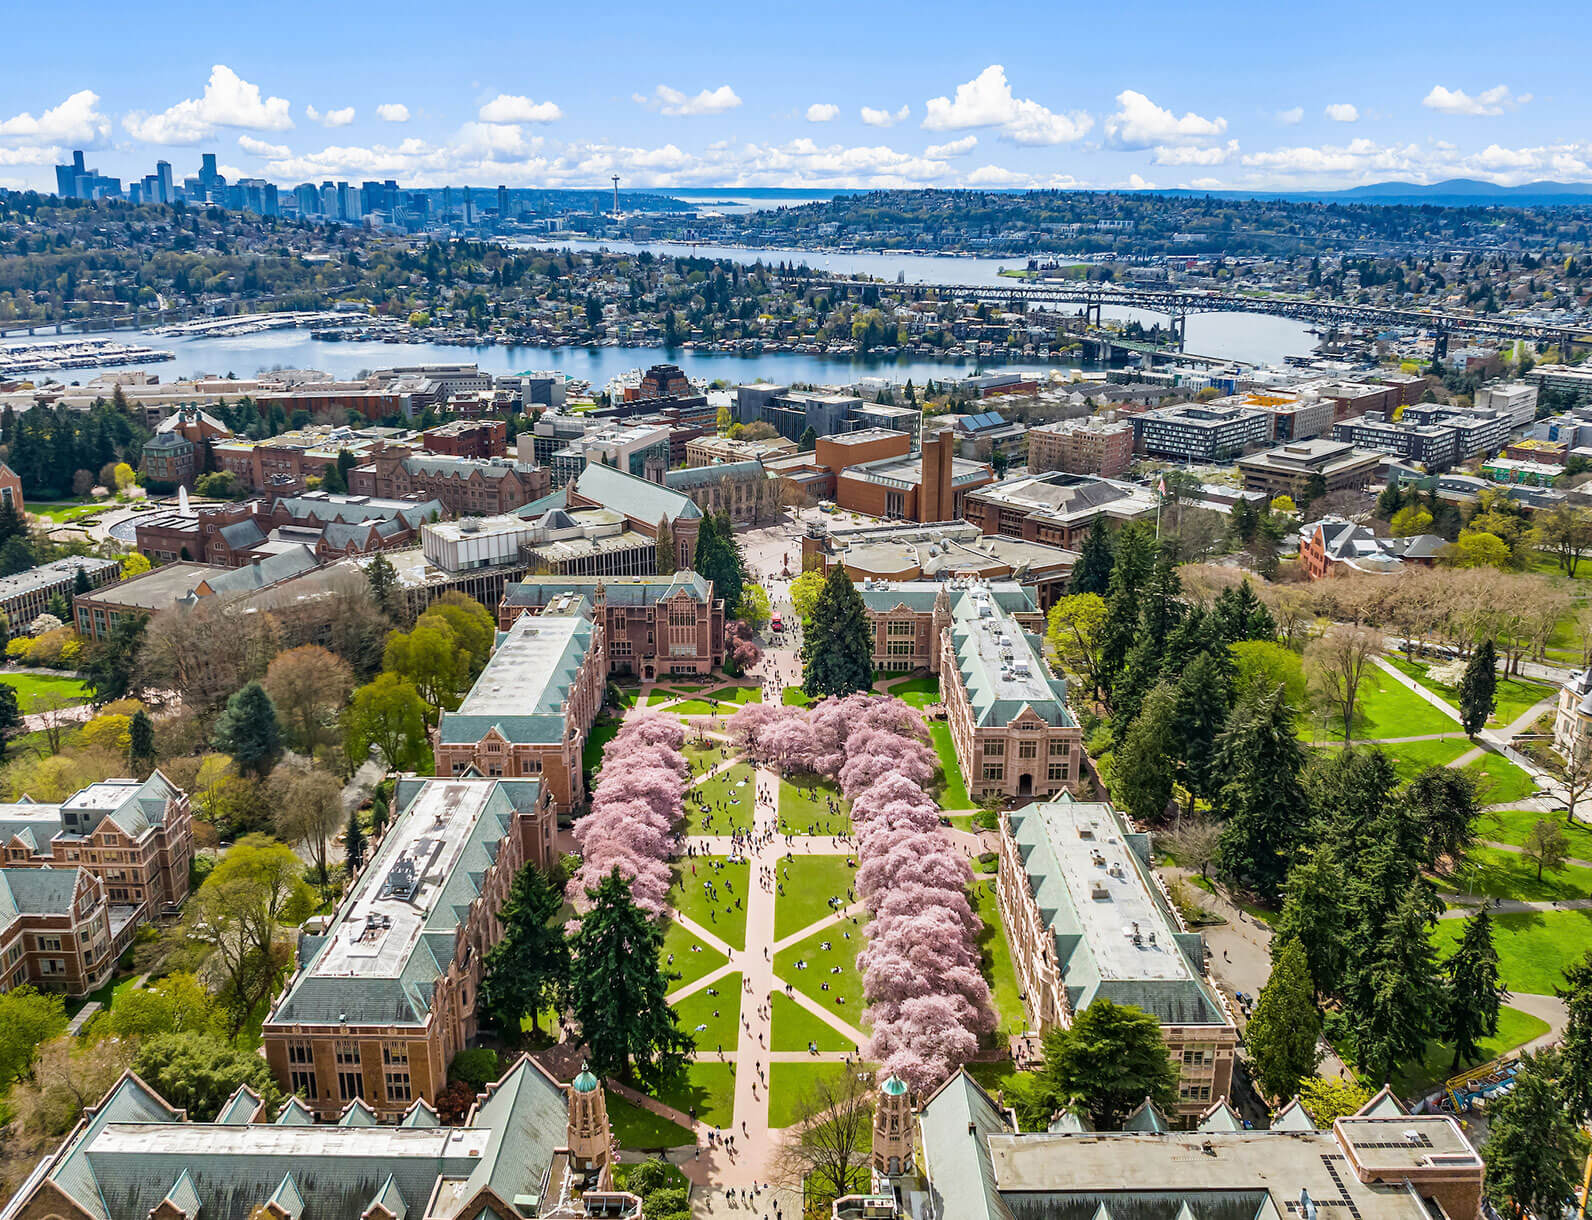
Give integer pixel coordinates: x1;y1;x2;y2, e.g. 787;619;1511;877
455;613;588;717
1036;799;1189;982
312;781;496;980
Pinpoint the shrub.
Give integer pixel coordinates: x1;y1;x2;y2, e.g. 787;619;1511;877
449;1047;500;1088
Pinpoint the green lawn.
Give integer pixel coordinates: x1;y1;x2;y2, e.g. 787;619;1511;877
1;672;90;712
1436;845;1592;903
778;774;852;836
774;854;860;941
1387;1005;1551;1098
672;686;762;716
928;722;972;810
972;880;1024;1039
964;1059;1028;1114
1479;808;1592;851
1461;751;1540;805
654;1060;735;1128
583;718;621;776
686;762;758;834
661;920;728;989
885;675;940;708
1386;656;1555;730
669;857;749;950
684;742;728;773
782;686;817;708
768;1061;875;1128
774;921;868;1030
27;500;113;523
770;991;855;1052
673;972;742;1055
73;970;143;1017
606;1091;696;1149
1301;665;1460;742
1432;908;1592;995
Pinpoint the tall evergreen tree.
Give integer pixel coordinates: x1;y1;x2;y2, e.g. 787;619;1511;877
1555;950;1592;1120
1458;638;1498;737
568;870;690;1086
210;682;282;778
1212;579;1275;643
345;807;367;875
128;709;156;774
481;863;570;1039
1481;1052;1584;1220
72;565;92;597
1214;687;1308;900
1273;845;1349;1000
1114;681;1178;824
1441;905;1506;1071
1404;766;1480;866
1068;518;1114;596
1174;649;1233;802
802;567;873;698
0;683;20;757
1096;524;1155;698
82;612;147;702
364;554;404;622
1245;940;1322;1101
1353;884;1440;1082
692;512;745;617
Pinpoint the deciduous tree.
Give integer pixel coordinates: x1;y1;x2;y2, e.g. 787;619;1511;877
1305;623;1381;743
132;1032;282;1121
344;673;429;771
1035;998;1178;1128
263;644;354;755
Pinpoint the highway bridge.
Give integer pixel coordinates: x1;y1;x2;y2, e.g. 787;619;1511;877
780;275;1592;352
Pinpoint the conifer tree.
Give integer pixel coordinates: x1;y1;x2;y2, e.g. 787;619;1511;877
1354;884;1440;1082
1440;905;1505;1071
1556;950;1592;1120
1482;1052;1583;1220
654;516;676;575
1068;517;1114;596
1458;638;1498;737
210;682;282;778
129;709;156;774
481;863;570;1039
1245;940;1322;1100
1114;681;1178;824
568;870;690;1086
802;567;873;698
1214;687;1308;900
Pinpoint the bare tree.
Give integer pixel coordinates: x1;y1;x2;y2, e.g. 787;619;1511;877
270;763;346;888
773;1065;875;1207
30;691;75;755
1563;737;1592;825
1162;817;1223;881
137;599;282;717
1305;623;1382;744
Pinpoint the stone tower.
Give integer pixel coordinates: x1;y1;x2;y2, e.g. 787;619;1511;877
566;1064;610;1173
872;1074;914;1177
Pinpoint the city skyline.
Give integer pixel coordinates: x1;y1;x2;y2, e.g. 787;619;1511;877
2;0;1589;195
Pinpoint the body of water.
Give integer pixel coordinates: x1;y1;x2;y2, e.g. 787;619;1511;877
7;242;1318;384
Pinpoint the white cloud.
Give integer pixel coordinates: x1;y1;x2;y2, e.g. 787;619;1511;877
1126;173;1157;190
375;103;410;123
124;65;293;145
633;85;742;117
1276;106;1303;125
1151;140;1238;167
1324;103;1359;122
1104;90;1225;149
478;94;562;123
306;104;355;127
237;134;290;158
1422;84;1526;116
926;135;978;158
922;65;1090;145
860;105;909;127
965;164;1029;186
806;103;840;123
0;90;109;146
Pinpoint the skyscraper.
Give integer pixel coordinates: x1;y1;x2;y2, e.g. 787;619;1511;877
156;160;173;204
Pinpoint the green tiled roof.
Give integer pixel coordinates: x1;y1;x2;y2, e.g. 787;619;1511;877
503;570;713;609
572;461;702;521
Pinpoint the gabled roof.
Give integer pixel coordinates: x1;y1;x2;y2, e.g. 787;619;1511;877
274;1096;316;1126
917;1069;1015;1220
572;461;701;521
1123;1097;1171;1132
213;1085;264;1125
1270;1097;1317;1131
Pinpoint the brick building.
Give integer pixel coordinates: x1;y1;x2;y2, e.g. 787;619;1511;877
2;1056;638;1220
140;431;198;489
663;460;775;523
435;601;607;813
348;447;550;516
832;430;993;522
856;578;1043;674
262;775;556;1119
500;572;725;679
962;472;1159;549
1299;516;1446;579
1027;417;1135;478
998;793;1238;1118
135;494;439;566
421;418;507;459
937;581;1084;802
253;387;414;422
0;461;23;513
0;868;114;997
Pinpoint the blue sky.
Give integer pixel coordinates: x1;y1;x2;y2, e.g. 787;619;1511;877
2;0;1588;193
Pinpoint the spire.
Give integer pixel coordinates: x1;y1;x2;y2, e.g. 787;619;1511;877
872;1073;915;1178
566;1061;610;1173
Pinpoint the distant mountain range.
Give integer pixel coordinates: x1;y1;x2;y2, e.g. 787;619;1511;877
1323;179;1592;203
